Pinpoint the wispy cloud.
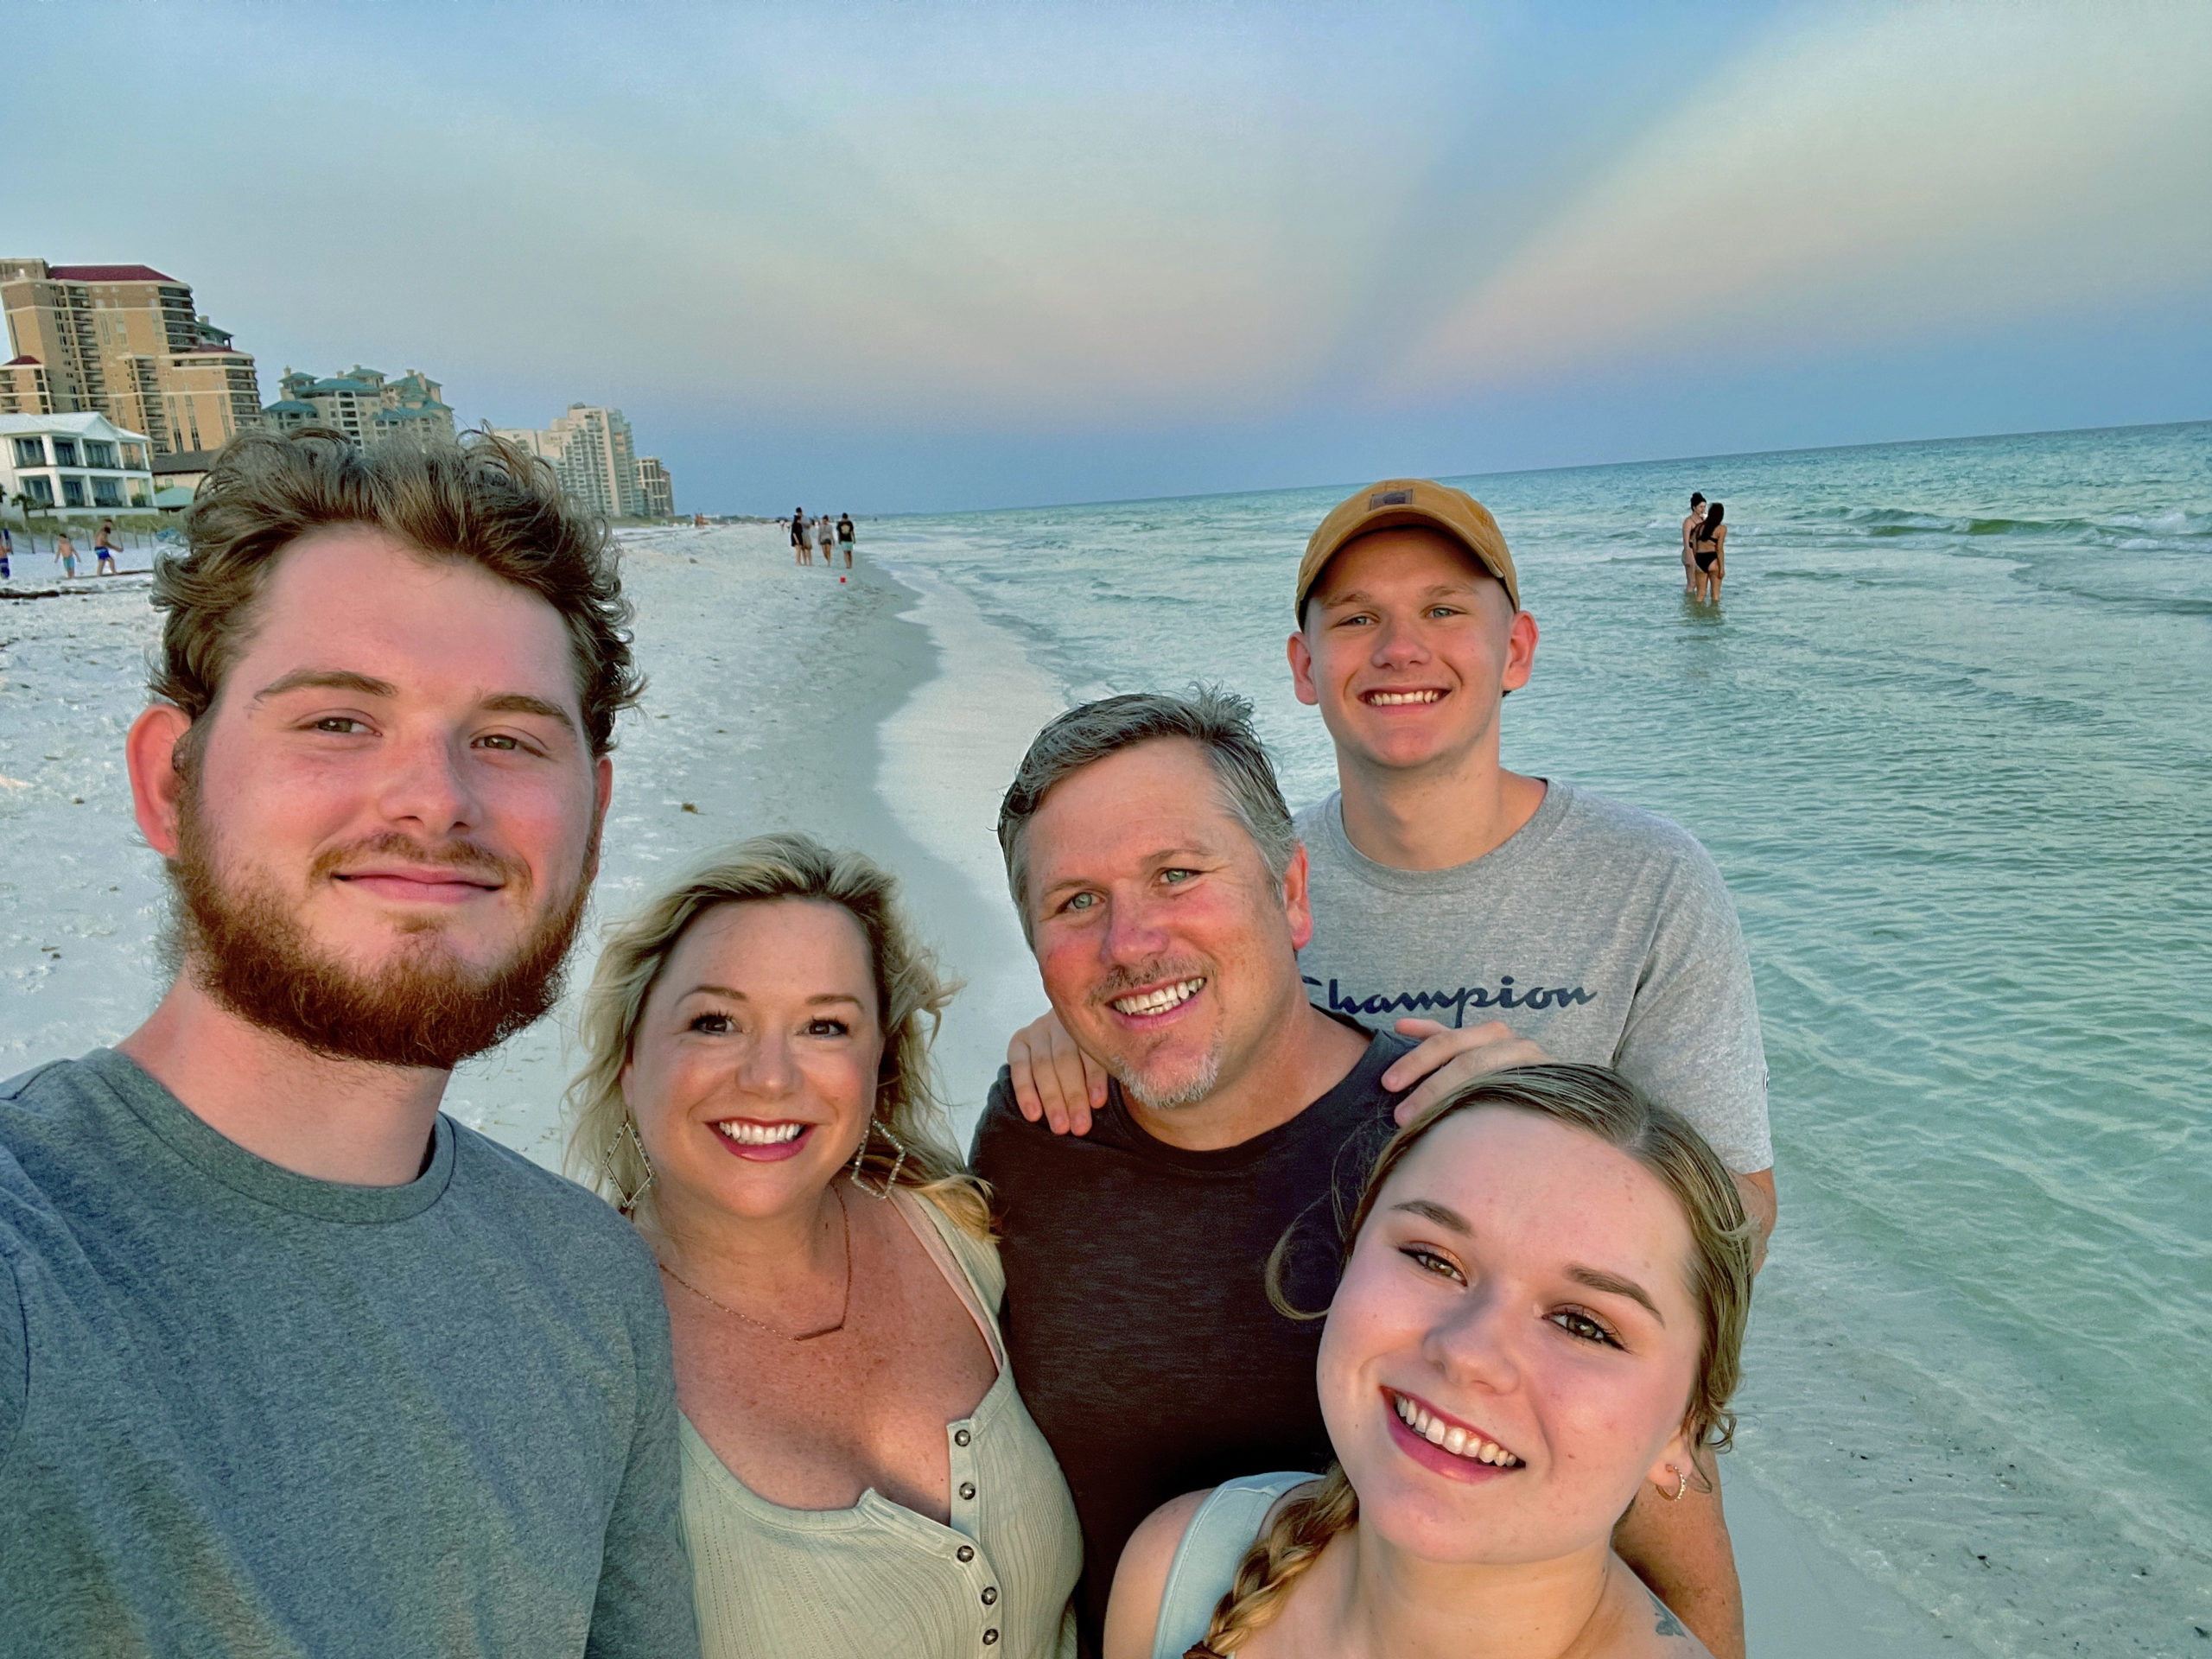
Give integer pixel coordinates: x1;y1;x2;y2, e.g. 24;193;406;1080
8;2;2204;506
1389;2;2212;396
75;3;1469;426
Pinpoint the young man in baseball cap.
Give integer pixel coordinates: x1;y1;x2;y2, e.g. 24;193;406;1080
1007;478;1776;1658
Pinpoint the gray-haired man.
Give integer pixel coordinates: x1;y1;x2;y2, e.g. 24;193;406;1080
971;688;1419;1652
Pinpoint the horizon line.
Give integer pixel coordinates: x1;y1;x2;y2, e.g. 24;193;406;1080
862;413;2210;522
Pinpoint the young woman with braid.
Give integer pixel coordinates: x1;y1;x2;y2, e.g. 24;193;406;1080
1102;1065;1755;1659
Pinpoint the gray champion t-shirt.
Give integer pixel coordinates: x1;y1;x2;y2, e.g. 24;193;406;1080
1295;781;1772;1172
0;1049;699;1659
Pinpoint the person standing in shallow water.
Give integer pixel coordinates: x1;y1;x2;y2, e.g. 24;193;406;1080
838;512;855;567
1689;502;1726;603
0;429;696;1656
569;834;1081;1658
1681;493;1707;595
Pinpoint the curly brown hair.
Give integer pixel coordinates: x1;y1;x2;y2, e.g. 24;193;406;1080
154;426;642;754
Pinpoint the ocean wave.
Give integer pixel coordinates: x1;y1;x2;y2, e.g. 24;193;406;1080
1815;504;2212;542
1832;506;1961;530
2033;586;2212;617
2098;507;2212;537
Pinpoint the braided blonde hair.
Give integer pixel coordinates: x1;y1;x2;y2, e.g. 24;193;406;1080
1183;1466;1357;1657
1193;1064;1755;1656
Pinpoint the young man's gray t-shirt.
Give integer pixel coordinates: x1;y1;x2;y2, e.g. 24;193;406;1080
1295;780;1772;1173
0;1048;699;1659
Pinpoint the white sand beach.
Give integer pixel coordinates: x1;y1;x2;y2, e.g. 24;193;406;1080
0;524;1956;1655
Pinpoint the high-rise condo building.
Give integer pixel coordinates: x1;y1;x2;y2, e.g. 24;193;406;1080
0;259;263;454
493;404;645;518
0;357;53;416
264;365;456;448
636;455;676;518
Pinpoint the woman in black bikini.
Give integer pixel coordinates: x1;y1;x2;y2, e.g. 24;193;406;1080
1688;501;1726;603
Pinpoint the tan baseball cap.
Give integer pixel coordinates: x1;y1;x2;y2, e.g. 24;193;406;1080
1294;478;1519;620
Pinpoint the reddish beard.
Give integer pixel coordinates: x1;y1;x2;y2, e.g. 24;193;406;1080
167;789;596;1071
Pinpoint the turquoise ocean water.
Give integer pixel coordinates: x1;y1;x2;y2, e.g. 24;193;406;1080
870;422;2211;1654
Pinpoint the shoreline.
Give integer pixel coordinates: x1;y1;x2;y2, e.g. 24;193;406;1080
868;555;1065;1133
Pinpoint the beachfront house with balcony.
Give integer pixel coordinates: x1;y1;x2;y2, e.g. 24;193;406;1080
1;411;156;518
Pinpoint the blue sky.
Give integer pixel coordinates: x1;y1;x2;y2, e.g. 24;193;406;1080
8;1;2209;512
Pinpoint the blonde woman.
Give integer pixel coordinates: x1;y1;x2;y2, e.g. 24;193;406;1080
1104;1065;1754;1659
568;833;1081;1657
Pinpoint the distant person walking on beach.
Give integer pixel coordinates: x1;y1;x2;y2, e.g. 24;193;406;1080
1689;501;1726;602
792;508;810;566
817;512;835;564
54;532;79;579
95;519;119;575
837;512;855;568
1681;493;1707;594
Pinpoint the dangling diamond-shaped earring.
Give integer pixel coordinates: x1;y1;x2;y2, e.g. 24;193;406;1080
849;1116;907;1198
603;1116;657;1217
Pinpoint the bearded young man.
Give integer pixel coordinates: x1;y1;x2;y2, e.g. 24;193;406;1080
0;431;698;1656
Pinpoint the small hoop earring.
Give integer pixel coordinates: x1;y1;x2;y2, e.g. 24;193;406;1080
1659;1465;1688;1503
603;1115;656;1217
849;1116;906;1199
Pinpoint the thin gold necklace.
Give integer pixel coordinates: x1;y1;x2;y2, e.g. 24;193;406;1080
661;1184;853;1342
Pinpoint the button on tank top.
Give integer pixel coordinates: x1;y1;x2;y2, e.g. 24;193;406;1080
677;1188;1082;1658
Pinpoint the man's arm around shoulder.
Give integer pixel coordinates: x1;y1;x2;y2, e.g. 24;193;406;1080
1615;1463;1742;1659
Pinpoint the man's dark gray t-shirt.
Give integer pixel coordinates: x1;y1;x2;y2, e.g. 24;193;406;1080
971;1024;1413;1651
0;1049;698;1659
1297;780;1772;1172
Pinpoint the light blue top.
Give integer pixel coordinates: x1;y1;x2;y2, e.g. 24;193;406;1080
1151;1472;1318;1659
